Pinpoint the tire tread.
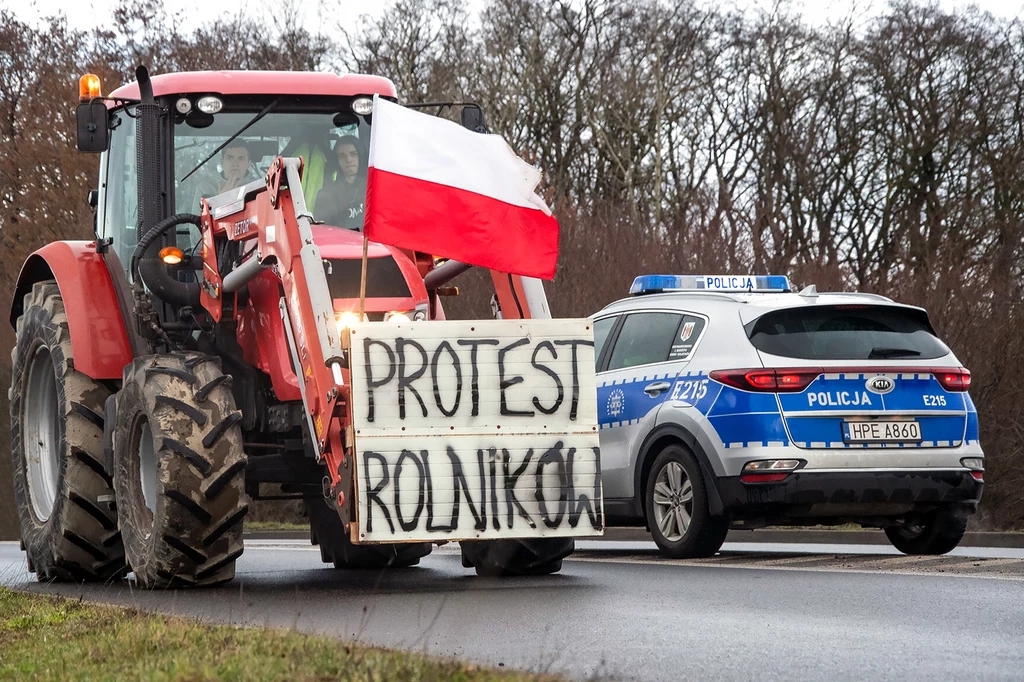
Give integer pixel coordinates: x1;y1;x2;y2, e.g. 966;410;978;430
10;280;125;582
114;352;246;588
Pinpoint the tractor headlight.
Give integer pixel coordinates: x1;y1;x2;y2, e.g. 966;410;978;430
385;311;411;323
196;96;223;114
336;311;363;332
352;97;373;115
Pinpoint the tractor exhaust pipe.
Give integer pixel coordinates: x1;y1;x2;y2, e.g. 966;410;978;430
134;65;200;306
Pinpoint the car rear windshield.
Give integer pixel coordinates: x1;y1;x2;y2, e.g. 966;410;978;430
746;304;950;360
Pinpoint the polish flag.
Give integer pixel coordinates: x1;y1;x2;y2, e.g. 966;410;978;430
364;96;559;280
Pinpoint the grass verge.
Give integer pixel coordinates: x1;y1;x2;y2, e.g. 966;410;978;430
243;521;310;533
0;587;555;681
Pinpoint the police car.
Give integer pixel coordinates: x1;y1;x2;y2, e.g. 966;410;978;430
595;274;983;558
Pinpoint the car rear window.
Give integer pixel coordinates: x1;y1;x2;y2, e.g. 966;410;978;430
746;305;950;360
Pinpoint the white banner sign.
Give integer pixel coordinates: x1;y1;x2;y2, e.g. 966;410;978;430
348;319;603;543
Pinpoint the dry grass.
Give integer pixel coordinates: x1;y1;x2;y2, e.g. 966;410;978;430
0;587;558;682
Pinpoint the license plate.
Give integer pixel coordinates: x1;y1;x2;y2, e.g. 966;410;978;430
843;420;921;443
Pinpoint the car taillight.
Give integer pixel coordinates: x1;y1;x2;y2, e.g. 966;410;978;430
934;368;971;392
740;459;803;483
740;472;790;483
710;368;823;393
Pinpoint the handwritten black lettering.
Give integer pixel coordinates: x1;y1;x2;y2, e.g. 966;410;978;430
535;441;569;528
499;337;534;417
488;447;500;530
456;339;499;417
422;451;456;532
530;341;564;415
553;339;594;421
363;451;394;533
503;448;536;528
396;337;429;419
393;449;426;532
567;446;603;528
360;442;601;535
449;446;486;531
430;341;462;417
363;339;396;423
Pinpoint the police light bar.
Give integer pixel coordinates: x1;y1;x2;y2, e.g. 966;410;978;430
629;274;792;295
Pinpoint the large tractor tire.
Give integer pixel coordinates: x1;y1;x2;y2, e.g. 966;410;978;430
9;281;125;582
460;537;574;577
113;353;247;587
306;497;431;569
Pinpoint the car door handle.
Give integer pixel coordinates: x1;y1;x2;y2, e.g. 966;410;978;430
644;382;671;397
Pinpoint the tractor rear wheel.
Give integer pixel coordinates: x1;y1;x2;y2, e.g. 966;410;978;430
113;353;247;587
306;497;431;569
460;537;574;577
9;281;125;581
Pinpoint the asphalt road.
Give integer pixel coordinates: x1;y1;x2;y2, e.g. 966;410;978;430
2;539;1023;681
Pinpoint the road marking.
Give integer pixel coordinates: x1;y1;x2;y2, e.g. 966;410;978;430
223;539;1024;581
567;551;1024;581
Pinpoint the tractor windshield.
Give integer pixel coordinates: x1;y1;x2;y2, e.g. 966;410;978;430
173;106;370;248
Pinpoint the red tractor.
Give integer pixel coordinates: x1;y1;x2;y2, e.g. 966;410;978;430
8;67;602;587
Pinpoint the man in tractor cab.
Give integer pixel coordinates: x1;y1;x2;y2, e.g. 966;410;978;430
317;136;367;230
281;131;329;212
190;140;260;210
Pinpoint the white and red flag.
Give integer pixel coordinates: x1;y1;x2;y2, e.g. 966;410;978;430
363;96;559;280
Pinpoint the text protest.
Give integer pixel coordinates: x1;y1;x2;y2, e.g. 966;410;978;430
348;319;603;543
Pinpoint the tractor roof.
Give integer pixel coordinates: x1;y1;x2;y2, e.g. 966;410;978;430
108;71;398;101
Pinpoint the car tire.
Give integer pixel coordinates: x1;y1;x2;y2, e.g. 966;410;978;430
884;507;968;555
644;444;727;558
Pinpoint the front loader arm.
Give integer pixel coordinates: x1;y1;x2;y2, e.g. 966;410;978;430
488;271;552;320
423;260;552;321
200;157;351;509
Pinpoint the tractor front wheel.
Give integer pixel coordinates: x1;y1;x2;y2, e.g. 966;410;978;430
306;497;431;569
113;353;247;587
460;537;574;577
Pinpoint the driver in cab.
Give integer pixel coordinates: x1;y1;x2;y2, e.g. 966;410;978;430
191;140;259;209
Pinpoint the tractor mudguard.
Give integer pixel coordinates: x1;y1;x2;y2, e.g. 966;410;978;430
9;241;132;380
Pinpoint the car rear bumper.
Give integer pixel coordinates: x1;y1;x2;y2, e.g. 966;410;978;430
715;470;982;524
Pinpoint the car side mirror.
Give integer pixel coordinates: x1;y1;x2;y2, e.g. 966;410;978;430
76;102;109;152
461;106;487;134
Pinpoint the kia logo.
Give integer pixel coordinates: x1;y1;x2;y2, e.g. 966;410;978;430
866;376;895;394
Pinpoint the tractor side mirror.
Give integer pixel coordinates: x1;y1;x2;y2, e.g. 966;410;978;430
460;106;487;134
76;102;110;152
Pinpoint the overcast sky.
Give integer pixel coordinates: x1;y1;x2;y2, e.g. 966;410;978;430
9;0;1022;35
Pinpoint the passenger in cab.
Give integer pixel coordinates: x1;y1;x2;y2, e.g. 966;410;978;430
317;136;367;230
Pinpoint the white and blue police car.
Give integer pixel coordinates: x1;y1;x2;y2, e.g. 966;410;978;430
595;274;983;558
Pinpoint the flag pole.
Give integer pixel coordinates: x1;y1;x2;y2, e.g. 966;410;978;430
358;234;369;320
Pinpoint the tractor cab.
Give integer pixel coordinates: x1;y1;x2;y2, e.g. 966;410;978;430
79;71;428;322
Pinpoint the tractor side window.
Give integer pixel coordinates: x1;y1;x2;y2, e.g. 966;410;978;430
101;107;139;274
